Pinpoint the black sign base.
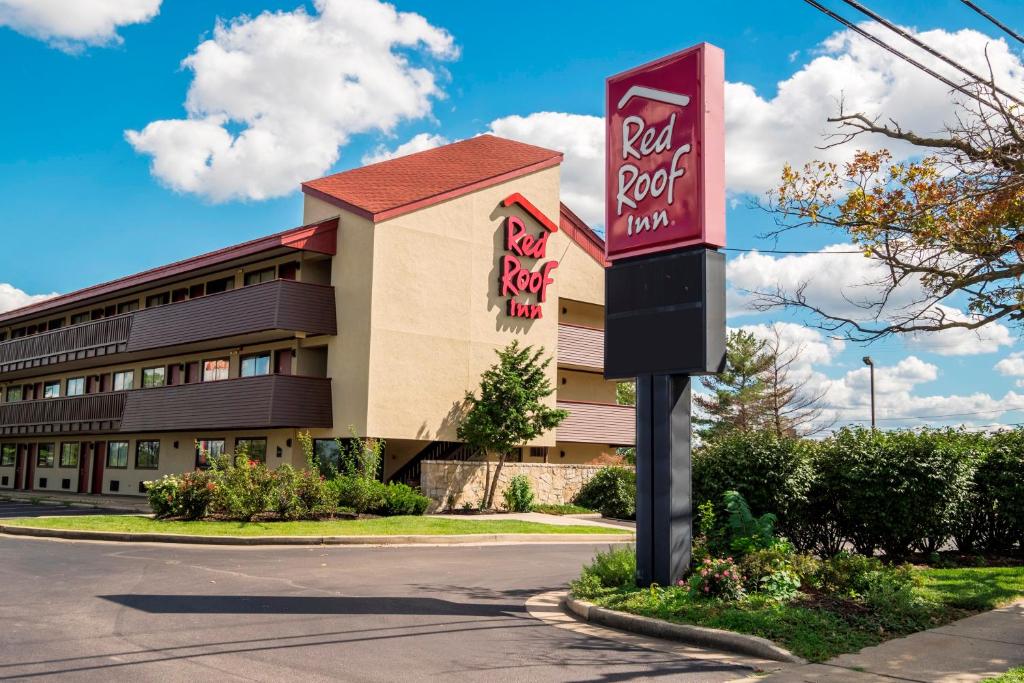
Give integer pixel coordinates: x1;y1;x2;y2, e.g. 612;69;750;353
635;373;692;587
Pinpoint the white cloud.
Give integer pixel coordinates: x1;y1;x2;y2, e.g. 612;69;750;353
0;0;160;53
0;283;57;313
906;305;1013;356
487;112;604;227
361;132;448;165
726;24;1024;195
995;351;1024;377
737;321;845;378
126;0;457;202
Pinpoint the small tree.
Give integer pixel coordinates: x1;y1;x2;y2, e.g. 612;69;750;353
762;327;833;438
458;341;567;510
695;330;774;441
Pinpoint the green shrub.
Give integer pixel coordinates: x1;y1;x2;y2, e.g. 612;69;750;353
294;468;334;517
573;467;636;519
327;475;387;513
723;490;777;554
951;431;1024;554
502;475;535;512
815;552;891;597
373;482;430;516
573;546;636;596
210;455;277;521
689;556;745;600
145;470;214;519
693;432;815;549
145;475;181;518
759;569;802;602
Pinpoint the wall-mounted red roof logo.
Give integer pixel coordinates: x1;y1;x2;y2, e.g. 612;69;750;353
501;192;558;233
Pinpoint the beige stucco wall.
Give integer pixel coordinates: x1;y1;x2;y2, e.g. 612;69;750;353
553;441;625;464
559;299;604;329
557;369;617;404
420;460;632;510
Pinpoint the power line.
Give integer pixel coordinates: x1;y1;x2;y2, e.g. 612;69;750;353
961;0;1024;46
802;0;1001;111
841;0;1024;106
723;247;862;254
825;405;1024;420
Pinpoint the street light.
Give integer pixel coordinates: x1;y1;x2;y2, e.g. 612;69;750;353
862;356;876;429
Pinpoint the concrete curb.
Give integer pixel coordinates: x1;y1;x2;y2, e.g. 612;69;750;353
564;594;805;664
0;494;147;514
0;523;636;546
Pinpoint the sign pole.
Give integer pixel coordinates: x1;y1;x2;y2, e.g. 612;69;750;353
636;373;693;587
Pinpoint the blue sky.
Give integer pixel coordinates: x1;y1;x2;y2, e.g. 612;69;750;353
2;0;1024;430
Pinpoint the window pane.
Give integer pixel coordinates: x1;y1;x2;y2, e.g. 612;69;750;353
60;443;80;468
43;381;60;399
203;359;229;382
117;300;139;314
6;386;22;402
236;438;267;463
142;367;166;388
145;293;168;308
196;439;225;467
313;439;340;471
240;353;271;377
113;371;134;391
37;444;54;468
244;268;275;286
135;441;160;469
0;444;15;467
106;442;129;468
66;378;85;396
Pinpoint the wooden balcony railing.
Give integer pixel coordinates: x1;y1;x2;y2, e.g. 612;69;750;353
0;279;336;377
556;400;635;446
0;374;332;436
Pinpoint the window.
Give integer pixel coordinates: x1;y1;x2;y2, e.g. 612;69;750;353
43;381;60;399
59;443;80;468
145;293;169;308
135;441;160;469
5;386;22;403
205;276;235;294
142;366;166;388
66;377;85;397
106;441;129;469
117;300;139;314
196;439;226;468
113;370;134;391
37;443;55;468
47;318;63;330
313;439;340;471
244;267;276;286
70;312;90;325
235;438;267;463
203;358;229;382
240;353;271;377
0;445;14;467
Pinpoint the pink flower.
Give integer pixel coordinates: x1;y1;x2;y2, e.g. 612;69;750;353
676;579;686;587
726;557;733;563
703;585;710;593
700;569;708;576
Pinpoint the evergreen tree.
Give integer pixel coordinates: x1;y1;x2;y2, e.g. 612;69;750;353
695;330;774;441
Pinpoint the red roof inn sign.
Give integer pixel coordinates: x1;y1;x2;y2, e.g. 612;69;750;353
499;193;559;319
605;43;725;260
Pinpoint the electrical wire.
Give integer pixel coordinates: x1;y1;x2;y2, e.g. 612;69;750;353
802;0;1001;111
841;0;1024;106
722;247;863;254
961;0;1024;46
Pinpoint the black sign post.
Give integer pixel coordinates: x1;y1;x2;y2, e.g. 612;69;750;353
605;247;725;587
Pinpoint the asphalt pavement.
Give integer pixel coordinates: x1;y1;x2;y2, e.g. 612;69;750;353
0;501;750;682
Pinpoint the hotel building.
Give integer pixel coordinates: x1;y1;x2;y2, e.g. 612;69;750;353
0;135;634;496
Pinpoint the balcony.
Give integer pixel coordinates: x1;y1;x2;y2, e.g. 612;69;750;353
556;400;635;446
0;280;336;378
557;323;604;372
0;375;333;436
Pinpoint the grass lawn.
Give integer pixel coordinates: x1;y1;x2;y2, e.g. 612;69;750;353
984;667;1024;682
577;565;1024;663
531;503;594;515
2;514;627;537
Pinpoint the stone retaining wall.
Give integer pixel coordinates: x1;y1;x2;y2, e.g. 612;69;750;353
420;460;628;510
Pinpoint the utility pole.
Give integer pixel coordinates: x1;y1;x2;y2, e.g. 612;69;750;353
862;356;875;429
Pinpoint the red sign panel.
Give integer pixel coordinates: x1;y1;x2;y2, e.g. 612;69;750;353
605;43;725;261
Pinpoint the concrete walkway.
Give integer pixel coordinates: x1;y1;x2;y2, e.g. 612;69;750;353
432;511;631;530
758;599;1024;683
0;490;150;512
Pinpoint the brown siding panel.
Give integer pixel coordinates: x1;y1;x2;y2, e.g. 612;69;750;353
557;324;604;371
556;401;635;446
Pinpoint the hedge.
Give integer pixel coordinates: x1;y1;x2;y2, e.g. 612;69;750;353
692;427;1023;559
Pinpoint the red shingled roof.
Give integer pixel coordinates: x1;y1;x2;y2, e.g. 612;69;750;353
301;134;563;222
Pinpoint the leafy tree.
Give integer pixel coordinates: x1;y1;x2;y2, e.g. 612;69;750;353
757;78;1024;340
761;327;832;437
458;341;567;509
695;330;774;441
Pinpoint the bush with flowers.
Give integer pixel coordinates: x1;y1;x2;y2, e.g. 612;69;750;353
686;556;745;601
145;469;215;520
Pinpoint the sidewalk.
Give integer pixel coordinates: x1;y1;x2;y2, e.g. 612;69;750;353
758;599;1024;682
431;511;631;530
0;490;150;513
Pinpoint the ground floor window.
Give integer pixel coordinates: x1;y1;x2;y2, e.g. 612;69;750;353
59;443;80;468
235;437;267;463
0;444;14;467
196;438;226;468
313;439;340;471
135;441;160;469
106;441;129;469
37;443;55;468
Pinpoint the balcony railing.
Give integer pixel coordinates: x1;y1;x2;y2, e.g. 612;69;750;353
0;279;336;377
556;400;635;446
557;323;604;371
0;374;332;436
